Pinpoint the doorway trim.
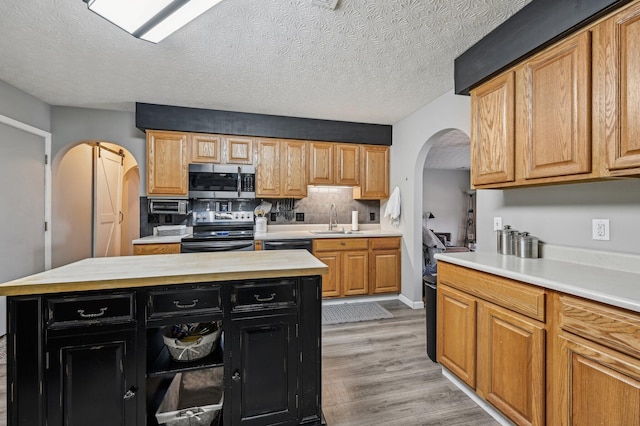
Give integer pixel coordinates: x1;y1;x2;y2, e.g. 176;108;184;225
0;113;52;270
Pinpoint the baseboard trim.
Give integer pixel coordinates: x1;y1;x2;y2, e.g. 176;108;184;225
399;294;424;309
441;368;514;426
322;294;397;306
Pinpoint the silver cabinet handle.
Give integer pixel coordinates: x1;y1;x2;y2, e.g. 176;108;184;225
174;299;198;309
77;307;108;318
254;293;276;302
123;387;137;400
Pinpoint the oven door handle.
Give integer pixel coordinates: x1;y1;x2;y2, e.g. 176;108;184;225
237;166;241;197
181;241;254;252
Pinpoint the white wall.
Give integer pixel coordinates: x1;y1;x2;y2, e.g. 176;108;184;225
0;80;50;131
51;107;145;265
423;169;471;246
476;180;640;255
387;91;471;305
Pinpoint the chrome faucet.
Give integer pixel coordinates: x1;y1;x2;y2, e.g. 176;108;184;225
329;203;338;231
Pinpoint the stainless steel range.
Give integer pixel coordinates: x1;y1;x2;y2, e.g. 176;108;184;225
181;210;255;253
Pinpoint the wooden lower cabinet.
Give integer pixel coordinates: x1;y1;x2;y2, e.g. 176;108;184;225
477;302;545;426
438;261;640;426
557;333;640;426
133;243;181;255
313;237;400;298
437;284;477;388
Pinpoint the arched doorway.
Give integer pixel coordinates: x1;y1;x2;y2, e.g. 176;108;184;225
53;141;140;266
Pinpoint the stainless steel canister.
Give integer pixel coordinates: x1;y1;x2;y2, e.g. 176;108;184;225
515;232;539;258
497;225;516;255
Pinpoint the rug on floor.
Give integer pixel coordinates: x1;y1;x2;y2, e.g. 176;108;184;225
0;335;5;364
322;302;393;325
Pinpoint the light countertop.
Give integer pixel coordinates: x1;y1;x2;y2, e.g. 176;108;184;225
0;250;328;296
132;235;186;244
254;224;401;241
435;250;640;313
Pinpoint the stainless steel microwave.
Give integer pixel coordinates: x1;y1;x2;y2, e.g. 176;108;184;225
188;164;256;199
148;198;190;215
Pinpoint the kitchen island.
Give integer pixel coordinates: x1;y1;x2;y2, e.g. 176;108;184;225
0;250;328;426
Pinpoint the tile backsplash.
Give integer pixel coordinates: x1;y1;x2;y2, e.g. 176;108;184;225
140;187;380;236
264;186;380;225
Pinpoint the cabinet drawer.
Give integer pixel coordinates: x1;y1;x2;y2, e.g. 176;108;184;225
148;285;221;319
559;295;640;358
313;238;368;252
369;237;400;250
438;262;546;321
47;293;135;328
231;279;298;311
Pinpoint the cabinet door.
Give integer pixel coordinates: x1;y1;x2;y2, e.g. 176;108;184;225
315;252;341;298
595;3;640;173
370;249;400;294
355;145;389;199
471;72;515;185
477;302;545;426
335;144;360;186
190;133;221;163
228;314;299;426
437;284;477;388
557;333;640;426
225;136;254;165
282;140;307;198
308;142;334;185
342;250;369;296
518;31;592;180
147;131;188;196
256;139;281;197
46;329;138;426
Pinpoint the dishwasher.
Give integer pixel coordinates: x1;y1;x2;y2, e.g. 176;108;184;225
262;239;313;252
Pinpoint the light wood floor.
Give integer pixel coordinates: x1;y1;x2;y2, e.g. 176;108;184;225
322;300;498;426
0;301;496;426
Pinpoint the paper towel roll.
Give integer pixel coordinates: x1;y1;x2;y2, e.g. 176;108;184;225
351;211;359;231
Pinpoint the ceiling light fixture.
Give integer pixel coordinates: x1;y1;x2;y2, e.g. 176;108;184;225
83;0;223;43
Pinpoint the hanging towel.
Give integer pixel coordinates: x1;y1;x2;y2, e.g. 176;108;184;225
384;186;401;227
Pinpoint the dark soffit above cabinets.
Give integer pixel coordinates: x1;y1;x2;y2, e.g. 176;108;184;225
136;102;392;146
455;0;634;95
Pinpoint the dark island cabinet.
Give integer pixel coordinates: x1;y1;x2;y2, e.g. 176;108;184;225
7;276;322;426
45;328;139;426
227;314;299;425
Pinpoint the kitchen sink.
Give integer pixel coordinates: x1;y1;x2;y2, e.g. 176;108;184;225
308;230;362;235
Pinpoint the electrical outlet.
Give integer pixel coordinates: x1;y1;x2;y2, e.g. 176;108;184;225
369;212;375;221
493;216;503;231
270;212;277;222
592;219;610;241
295;212;304;222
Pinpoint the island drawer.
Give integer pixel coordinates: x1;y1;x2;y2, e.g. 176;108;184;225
148;285;222;320
231;278;298;311
46;293;135;328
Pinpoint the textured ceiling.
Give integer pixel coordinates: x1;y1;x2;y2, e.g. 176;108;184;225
0;0;531;125
425;129;471;170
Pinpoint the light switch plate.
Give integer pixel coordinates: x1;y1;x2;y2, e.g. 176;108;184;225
493;216;503;231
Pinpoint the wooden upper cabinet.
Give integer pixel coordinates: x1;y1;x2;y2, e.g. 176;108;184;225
595;2;640;174
256;139;281;197
471;72;515;186
308;142;334;185
517;31;592;180
146;130;188;196
225;136;254;164
281;140;307;198
354;145;389;199
256;139;307;198
335;144;360;185
190;133;221;163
